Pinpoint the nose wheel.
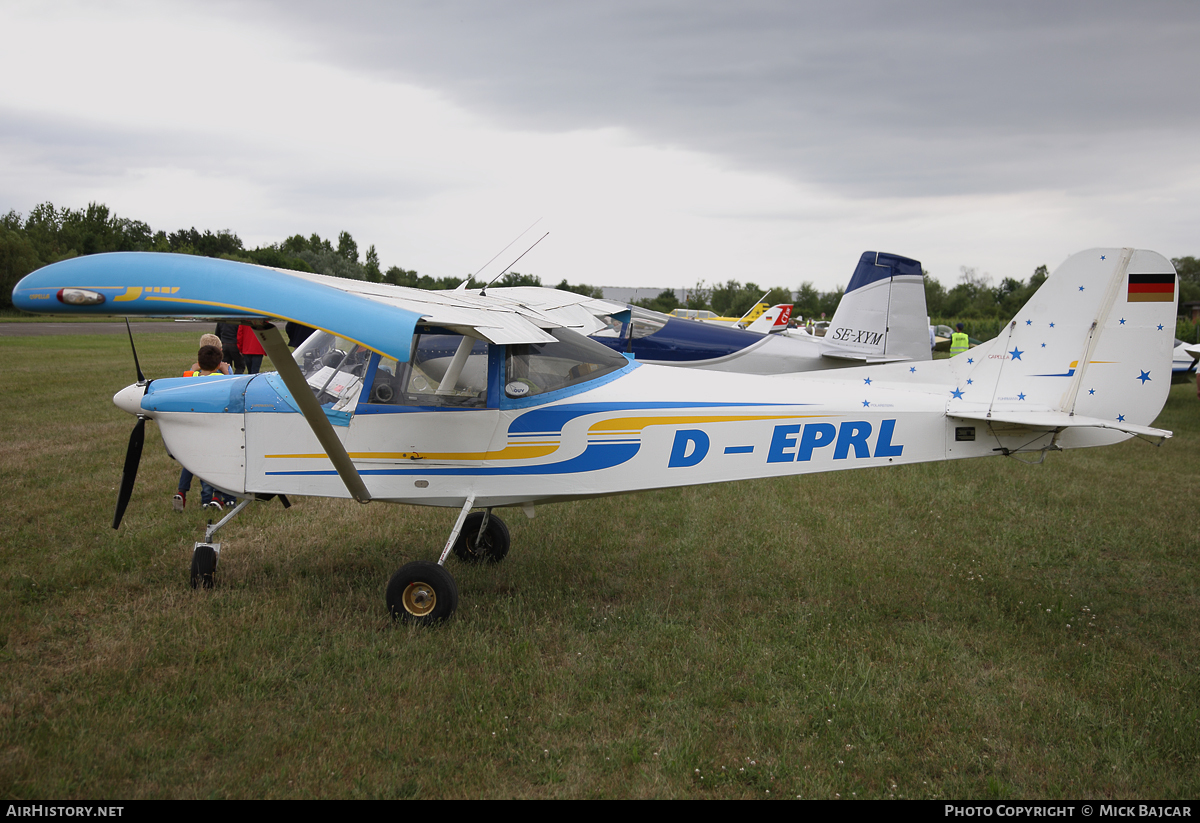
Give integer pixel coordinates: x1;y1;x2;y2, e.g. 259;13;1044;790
190;544;218;589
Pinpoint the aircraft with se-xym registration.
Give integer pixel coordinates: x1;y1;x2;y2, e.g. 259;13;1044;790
11;248;1178;624
589;251;932;374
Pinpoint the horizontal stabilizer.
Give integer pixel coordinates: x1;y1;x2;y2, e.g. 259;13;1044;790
949;411;1171;443
820;352;914;364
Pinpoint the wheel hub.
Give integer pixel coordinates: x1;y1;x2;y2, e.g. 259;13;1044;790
403;582;436;616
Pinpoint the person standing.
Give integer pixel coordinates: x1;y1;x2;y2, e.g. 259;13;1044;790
286;321;315;349
174;345;231;512
215;322;245;374
237;324;267;374
950;323;970;356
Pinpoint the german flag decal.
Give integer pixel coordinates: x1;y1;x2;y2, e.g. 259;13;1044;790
1127;273;1175;302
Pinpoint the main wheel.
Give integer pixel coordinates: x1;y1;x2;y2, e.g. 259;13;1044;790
452;512;511;564
386;561;459;624
190;544;217;589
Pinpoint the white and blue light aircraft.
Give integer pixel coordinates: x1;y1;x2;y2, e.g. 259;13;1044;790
590;251;932;373
12;248;1177;624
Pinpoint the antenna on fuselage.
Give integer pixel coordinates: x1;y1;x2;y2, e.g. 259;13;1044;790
480;232;549;297
456;217;543;291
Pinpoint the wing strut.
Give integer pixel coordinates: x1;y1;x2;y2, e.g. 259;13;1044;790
253;323;372;504
437;335;477;394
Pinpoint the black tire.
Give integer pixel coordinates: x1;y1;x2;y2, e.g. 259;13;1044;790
386;561;459;624
452;512;511;564
190;544;217;590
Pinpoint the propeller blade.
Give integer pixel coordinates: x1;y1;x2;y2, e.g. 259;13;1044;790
124;317;146;384
112;417;145;529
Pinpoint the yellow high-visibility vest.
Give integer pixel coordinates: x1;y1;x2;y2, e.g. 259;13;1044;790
950;332;969;355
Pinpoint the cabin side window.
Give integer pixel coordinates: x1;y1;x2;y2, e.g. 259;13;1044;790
629;313;666;340
292;330;370;410
504;328;630;399
363;332;489;409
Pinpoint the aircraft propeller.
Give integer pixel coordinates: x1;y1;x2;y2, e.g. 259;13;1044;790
112;319;151;530
113;416;145;529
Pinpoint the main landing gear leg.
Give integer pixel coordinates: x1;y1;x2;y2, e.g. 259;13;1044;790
190;497;252;589
386;495;474;625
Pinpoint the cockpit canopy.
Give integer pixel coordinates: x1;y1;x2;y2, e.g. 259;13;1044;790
292;326;631;411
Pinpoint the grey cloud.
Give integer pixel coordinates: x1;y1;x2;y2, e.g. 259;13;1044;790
0;107;275;180
0;106;447;213
234;0;1200;198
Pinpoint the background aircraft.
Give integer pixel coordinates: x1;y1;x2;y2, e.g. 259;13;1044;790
740;303;793;333
12;248;1176;624
590;251;931;374
1172;339;1199;380
666;300;789;331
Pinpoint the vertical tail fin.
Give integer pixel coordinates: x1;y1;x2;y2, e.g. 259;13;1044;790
948;248;1177;432
744;304;793;334
823;251;930;362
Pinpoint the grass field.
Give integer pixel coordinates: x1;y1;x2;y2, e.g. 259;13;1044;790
1;332;1197;799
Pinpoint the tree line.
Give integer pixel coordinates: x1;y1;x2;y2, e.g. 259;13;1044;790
4;202;1198;325
0;202;602;310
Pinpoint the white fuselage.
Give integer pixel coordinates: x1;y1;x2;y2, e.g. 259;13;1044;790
138;355;1122;510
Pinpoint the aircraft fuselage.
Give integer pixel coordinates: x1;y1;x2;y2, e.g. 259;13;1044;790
129;351;1118;510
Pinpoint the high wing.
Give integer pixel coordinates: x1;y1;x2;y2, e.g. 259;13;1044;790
13;252;625;360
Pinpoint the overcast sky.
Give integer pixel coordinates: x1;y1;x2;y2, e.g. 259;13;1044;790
2;0;1198;292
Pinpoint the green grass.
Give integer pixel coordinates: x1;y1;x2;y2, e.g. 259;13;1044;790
1;333;1197;799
